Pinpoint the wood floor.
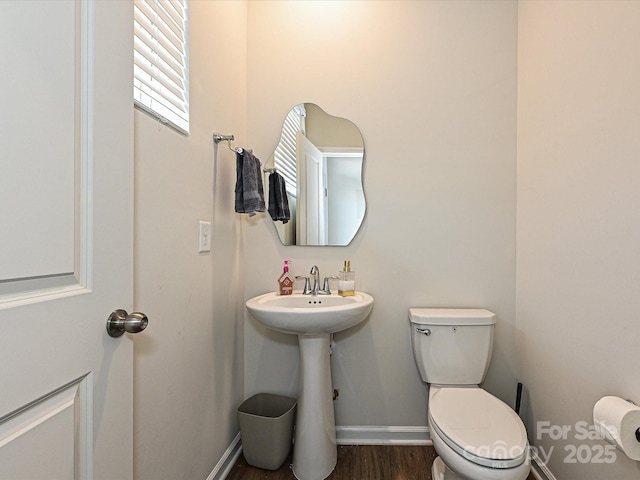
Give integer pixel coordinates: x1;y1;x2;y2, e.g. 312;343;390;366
225;445;536;480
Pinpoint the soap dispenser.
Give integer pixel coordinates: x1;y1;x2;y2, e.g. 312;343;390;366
338;260;355;297
278;260;294;296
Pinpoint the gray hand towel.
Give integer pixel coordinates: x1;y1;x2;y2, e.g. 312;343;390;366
268;171;290;224
235;150;265;216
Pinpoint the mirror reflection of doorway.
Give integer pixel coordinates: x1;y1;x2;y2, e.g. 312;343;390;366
296;135;364;246
297;132;325;245
270;103;366;246
325;152;364;245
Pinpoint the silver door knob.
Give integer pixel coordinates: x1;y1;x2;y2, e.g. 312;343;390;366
107;309;148;338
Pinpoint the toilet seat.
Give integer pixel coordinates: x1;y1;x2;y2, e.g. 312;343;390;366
429;387;528;469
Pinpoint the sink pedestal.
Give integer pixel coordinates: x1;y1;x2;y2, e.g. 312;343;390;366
245;291;374;480
292;334;337;480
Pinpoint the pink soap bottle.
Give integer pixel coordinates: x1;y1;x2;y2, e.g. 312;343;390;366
278;260;294;295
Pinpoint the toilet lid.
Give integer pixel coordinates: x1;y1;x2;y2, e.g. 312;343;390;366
429;388;528;469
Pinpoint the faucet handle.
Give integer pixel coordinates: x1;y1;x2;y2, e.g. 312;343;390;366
296;276;312;295
320;276;339;295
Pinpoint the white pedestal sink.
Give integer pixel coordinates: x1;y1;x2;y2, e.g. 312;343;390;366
246;291;374;480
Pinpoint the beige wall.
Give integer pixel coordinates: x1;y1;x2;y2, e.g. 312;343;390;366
244;0;518;428
129;2;640;478
132;2;247;478
517;1;640;478
305;103;362;149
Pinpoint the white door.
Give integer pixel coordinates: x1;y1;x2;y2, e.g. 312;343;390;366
0;2;137;479
296;132;326;245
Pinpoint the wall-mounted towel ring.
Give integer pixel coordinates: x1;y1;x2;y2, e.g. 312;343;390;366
213;132;243;154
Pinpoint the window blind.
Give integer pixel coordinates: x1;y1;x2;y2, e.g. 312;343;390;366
134;0;189;134
275;105;306;196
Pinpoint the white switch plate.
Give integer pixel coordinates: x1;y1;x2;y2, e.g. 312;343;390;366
198;221;212;253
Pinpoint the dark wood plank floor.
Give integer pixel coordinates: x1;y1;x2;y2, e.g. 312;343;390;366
226;445;536;480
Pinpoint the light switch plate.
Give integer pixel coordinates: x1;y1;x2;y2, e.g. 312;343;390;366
198;221;212;253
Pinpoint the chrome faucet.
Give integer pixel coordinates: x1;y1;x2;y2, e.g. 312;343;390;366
322;275;339;294
310;265;320;295
296;275;312;294
305;266;336;295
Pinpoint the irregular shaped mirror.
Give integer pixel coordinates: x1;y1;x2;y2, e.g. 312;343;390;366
266;103;366;246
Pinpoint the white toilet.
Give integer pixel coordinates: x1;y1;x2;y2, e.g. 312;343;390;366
409;308;530;480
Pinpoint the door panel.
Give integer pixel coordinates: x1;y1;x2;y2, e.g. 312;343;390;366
0;0;76;282
296;132;325;245
0;2;134;479
0;377;89;480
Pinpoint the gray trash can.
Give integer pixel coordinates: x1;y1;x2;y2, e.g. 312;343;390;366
237;393;297;470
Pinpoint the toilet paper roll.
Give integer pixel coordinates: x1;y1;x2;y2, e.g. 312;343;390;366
593;396;640;461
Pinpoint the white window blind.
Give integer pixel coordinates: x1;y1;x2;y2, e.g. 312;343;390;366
134;0;189;134
275;105;306;196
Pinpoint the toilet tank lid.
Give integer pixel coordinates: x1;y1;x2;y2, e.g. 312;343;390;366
408;308;496;325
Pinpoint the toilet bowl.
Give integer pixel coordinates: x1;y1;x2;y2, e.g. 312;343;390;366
428;386;530;480
408;308;530;480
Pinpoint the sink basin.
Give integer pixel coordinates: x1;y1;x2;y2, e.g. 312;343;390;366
246;291;373;335
246;290;373;479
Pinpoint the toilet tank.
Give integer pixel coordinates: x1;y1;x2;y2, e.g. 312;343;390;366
409;308;495;385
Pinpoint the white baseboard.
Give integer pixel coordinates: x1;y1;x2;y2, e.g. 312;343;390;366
211;429;554;480
336;425;432;445
213;427;429;479
206;433;242;480
529;448;557;480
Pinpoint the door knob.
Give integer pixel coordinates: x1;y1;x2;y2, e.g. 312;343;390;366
107;309;148;338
